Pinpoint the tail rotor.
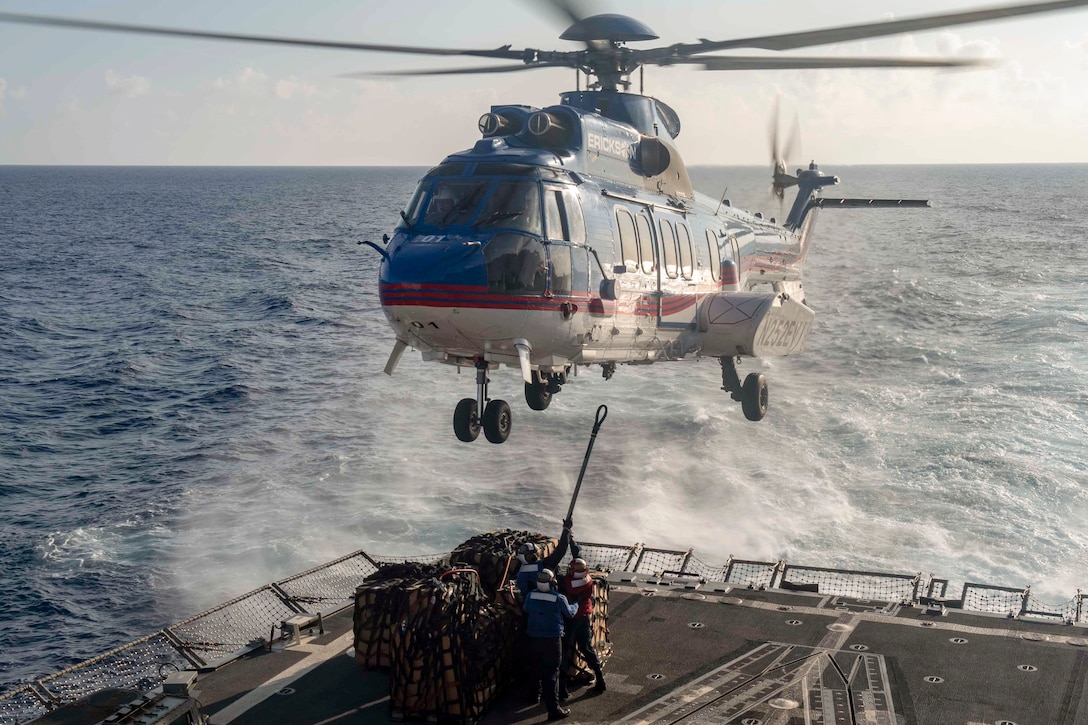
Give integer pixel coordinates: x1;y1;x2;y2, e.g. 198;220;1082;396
770;97;801;202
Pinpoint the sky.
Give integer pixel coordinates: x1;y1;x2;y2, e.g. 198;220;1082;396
0;0;1086;165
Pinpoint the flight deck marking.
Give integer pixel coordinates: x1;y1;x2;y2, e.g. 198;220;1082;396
617;612;901;724
207;632;355;724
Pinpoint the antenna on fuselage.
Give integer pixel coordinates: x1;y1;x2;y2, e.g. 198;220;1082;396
714;187;729;216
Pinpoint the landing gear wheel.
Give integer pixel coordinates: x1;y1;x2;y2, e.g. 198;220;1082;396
741;373;768;422
482;399;512;444
453;398;481;442
525;382;552;411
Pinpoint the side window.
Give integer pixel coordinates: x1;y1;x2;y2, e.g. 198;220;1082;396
544;188;564;240
404;182;429;225
484;234;547;294
562;189;586;244
659;219;678;279
705;229;722;280
616;207;638;271
635;213;655;274
677;223;693;279
549;244;573;296
571;246;589;295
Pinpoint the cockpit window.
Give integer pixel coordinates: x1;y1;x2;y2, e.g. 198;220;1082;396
421;180;488;226
473;163;573;183
424;163;467;178
484;234;547;295
474;180;542;235
403;184;427;226
474;163;539;177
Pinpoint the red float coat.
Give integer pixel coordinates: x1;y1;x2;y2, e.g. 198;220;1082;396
562;571;594;618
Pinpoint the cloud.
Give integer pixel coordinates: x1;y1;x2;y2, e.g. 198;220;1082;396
212;67;269;91
0;78;20;117
105;70;150;98
274;77;318;100
934;31;1002;59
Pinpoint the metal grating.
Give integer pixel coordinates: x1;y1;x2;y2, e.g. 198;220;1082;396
35;632;192;705
275;550;378;615
0;686;49;725
780;564;920;601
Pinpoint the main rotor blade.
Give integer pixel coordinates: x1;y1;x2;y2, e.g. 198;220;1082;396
536;0;586;28
0;11;527;60
667;0;1088;54
675;55;990;70
343;62;571;78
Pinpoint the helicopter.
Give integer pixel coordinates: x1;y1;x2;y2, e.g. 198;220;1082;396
3;1;1086;444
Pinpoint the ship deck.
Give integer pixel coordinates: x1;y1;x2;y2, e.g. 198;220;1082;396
187;574;1088;725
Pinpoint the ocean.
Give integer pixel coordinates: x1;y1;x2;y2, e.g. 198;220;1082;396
1;164;1086;690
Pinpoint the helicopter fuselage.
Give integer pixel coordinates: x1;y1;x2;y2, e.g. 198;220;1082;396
377;91;827;440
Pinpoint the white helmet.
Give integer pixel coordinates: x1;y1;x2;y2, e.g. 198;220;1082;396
517;541;538;565
536;568;556;592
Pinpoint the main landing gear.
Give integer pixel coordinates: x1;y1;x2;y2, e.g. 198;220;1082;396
453;359;512;444
719;356;768;422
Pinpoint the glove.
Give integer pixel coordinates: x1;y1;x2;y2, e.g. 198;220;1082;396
562;517;573;530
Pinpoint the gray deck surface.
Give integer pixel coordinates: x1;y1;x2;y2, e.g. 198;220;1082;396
189;578;1088;724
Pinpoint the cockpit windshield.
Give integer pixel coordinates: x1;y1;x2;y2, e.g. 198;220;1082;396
422;180;486;226
475;181;540;234
409;178;543;235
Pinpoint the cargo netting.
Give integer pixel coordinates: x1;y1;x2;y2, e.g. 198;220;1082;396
356;530;566;723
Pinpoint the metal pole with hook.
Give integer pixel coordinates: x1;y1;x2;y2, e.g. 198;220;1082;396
565;404;608;524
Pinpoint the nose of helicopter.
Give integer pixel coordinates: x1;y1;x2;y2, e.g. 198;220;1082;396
378;235;495;352
381;235;488;288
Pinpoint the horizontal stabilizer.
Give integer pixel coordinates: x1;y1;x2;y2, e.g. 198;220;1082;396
813;198;930;208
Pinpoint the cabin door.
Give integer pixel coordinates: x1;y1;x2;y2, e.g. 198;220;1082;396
648;210;698;330
632;209;661;327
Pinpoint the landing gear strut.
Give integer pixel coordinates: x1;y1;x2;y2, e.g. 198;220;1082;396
453;359;512;443
719;356;768;422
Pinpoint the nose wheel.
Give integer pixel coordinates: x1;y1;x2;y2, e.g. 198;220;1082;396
453;360;512;443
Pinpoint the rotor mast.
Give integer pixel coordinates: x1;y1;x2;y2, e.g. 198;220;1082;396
559;14;660;92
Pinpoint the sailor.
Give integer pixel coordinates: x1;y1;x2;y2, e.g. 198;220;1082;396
515;517;576;595
560;557;606;697
524;568;577;721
